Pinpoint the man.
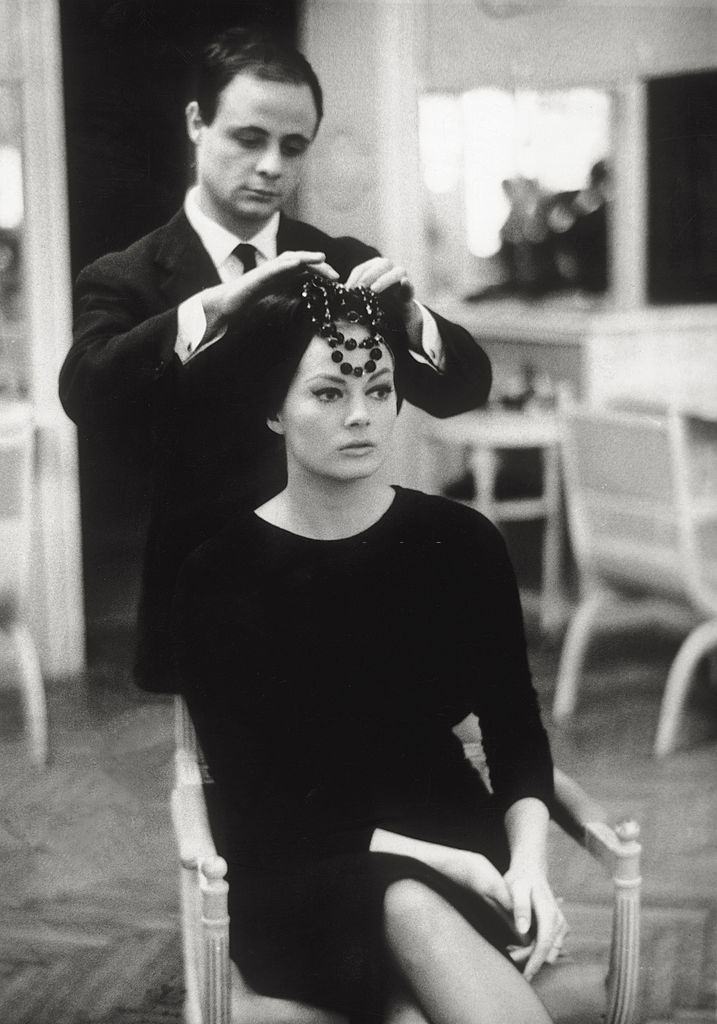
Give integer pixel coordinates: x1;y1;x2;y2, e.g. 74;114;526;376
60;28;492;690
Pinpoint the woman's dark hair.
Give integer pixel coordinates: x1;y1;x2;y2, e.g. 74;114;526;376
194;27;323;128
238;278;409;421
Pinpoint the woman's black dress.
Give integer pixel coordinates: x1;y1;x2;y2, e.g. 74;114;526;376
171;487;553;1022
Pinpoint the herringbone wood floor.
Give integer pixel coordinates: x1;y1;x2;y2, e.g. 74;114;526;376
0;650;179;1024
1;627;716;1023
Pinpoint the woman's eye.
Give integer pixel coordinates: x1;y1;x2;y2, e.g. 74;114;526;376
314;388;342;402
368;385;394;400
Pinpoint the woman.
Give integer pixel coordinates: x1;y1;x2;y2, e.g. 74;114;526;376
171;276;567;1024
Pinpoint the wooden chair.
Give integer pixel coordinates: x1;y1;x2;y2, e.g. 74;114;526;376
171;697;642;1024
0;401;47;766
553;402;717;756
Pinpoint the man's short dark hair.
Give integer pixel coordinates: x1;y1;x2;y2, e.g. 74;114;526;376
195;27;323;128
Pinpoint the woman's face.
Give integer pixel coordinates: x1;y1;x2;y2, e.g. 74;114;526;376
268;322;398;483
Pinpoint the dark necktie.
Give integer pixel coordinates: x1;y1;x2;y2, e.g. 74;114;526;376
233;243;257;273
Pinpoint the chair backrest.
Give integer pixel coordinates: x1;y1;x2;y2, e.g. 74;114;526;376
559;402;717;614
0;403;35;616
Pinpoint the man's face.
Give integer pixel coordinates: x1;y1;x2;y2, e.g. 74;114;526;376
186;72;318;236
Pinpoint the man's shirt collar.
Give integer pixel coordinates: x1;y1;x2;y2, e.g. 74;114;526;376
184;186;279;267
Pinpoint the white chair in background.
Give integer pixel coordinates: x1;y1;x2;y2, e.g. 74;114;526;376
553;401;717;756
0;401;47;767
172;697;642;1024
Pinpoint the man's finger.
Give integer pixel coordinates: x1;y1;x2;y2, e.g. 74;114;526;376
280;251;339;277
264;251;336;271
311;261;340;280
273;250;327;265
369;268;408;294
345;258;392;289
246;253;339;291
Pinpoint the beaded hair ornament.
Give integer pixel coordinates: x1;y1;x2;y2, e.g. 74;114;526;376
300;275;392;378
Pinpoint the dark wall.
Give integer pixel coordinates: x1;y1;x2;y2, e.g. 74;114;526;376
60;0;297;658
648;70;717;304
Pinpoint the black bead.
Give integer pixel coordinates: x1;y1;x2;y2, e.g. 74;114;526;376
320;324;333;337
345;338;357;351
340;362;353;375
353;366;364;377
365;360;376;373
346;310;359;323
331;350;343;363
370;348;383;360
335;331;345;343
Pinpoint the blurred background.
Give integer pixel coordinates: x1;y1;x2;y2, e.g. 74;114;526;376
0;1;715;1022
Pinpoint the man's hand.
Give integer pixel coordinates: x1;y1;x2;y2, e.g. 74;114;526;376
345;257;423;347
503;864;568;982
200;250;339;338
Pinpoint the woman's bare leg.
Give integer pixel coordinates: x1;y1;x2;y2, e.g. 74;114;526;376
384;985;431;1024
383;879;553;1024
230;960;347;1024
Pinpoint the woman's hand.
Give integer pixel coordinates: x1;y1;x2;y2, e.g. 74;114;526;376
370;829;512;918
439;847;514;920
503;864;568;981
502;797;569;981
200;250;339;336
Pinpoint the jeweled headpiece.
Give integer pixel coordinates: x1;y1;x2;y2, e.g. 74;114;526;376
300;275;391;378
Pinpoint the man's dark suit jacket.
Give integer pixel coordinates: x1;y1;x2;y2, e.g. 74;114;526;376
60;209;492;690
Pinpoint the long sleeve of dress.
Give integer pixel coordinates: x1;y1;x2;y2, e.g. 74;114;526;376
457;518;554;813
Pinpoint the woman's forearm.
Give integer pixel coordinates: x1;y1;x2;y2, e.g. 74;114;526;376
502;797;568;979
504;797;549;871
369;828;454;872
370;828;513;916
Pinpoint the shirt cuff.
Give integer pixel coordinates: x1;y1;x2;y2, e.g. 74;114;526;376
175;295;207;364
410;303;446;372
175;294;227;364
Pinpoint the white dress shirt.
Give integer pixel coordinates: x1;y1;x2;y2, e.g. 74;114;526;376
175;186;444;369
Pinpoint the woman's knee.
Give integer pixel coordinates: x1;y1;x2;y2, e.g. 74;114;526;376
383;879;445;942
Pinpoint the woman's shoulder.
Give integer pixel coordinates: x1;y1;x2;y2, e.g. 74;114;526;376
393;486;505;546
177;510;282;589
